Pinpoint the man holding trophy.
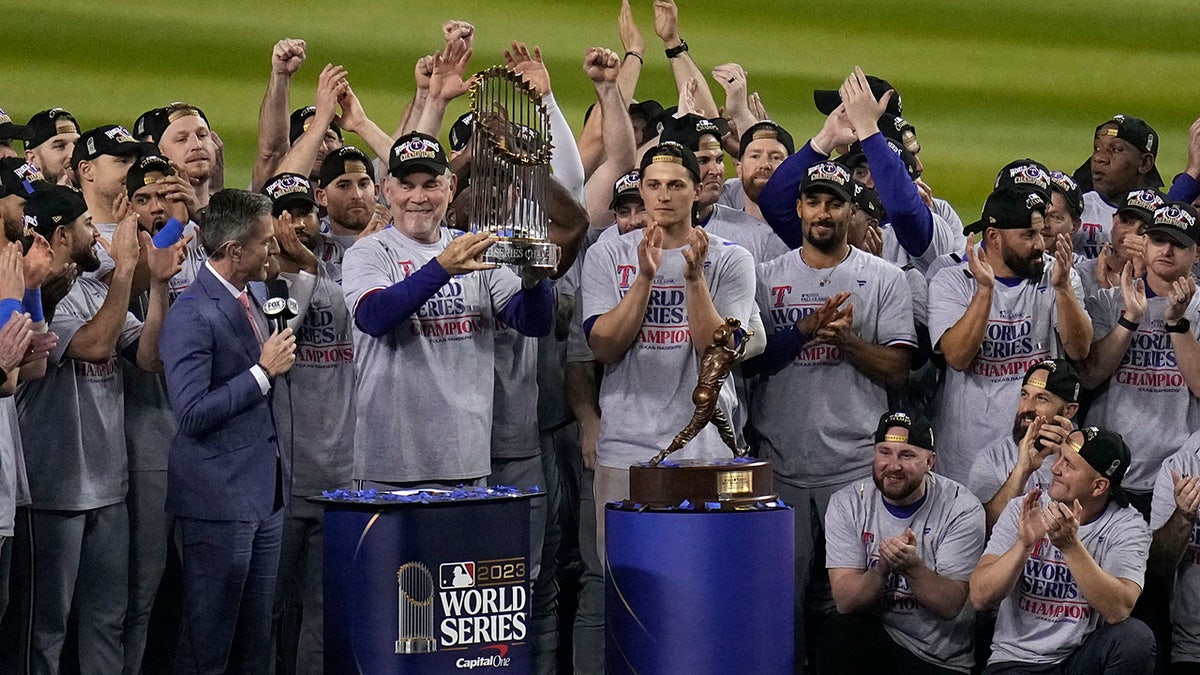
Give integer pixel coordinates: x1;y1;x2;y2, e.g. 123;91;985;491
342;132;555;489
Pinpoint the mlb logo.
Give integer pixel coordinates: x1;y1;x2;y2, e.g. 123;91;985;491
439;562;476;589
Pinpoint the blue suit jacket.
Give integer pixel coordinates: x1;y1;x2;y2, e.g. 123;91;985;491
160;265;290;520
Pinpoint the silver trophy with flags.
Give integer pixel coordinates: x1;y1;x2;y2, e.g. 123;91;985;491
467;66;559;270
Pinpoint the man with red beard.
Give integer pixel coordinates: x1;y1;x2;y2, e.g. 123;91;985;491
965;359;1081;532
928;184;1091;485
822;411;984;674
735;120;793;227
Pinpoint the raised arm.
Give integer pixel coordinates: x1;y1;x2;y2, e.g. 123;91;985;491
252;38;307;192
653;0;718;120
582;48;637;229
414;37;473;138
275;64;348;177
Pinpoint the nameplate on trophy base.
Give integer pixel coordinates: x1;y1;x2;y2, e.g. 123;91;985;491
482;238;559;269
626;458;776;510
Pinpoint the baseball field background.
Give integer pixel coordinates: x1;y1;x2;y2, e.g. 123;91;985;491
4;0;1194;219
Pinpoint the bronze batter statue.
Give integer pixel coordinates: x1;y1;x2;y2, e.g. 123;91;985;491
649;317;751;466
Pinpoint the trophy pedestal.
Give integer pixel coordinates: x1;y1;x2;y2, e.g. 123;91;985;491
628;458;775;509
482;238;559;269
605;498;794;674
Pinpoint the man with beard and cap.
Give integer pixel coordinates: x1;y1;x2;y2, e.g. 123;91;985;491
316;146;387;247
261;170;352;675
1081;202;1200;517
16;184;185;675
0;108;34;159
125;152;207;298
744;160;916;668
733;120;794;229
966;360;1081;532
23;108;80;187
141;102;219;209
928;185;1091;485
0;157;47;244
822;411;984;674
659;114;788;265
971;428;1153;675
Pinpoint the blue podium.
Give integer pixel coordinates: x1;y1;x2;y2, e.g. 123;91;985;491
605;502;794;675
318;487;541;674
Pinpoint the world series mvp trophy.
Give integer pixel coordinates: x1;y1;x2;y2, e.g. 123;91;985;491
467;67;559;270
627;317;776;507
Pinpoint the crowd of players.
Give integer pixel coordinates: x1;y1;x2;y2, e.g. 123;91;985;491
1;2;1200;674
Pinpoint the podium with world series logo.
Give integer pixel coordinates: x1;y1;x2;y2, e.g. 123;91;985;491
317;487;542;674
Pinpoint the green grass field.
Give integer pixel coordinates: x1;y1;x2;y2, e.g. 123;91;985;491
5;0;1196;217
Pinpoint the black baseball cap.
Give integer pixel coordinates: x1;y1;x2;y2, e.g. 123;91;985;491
125;154;175;198
1116;189;1165;225
388;132;450;178
1146;202;1200;247
23;184;88;240
448;112;474;153
25;108;79;150
289;105;342;145
72;125;144;167
800;162;854;202
737;121;794;159
994;159;1052;202
1095;115;1163;187
639;142;702;184
850;180;885;221
1048;170;1084;217
878;114;919;155
0;158;47;199
874;411;934;452
836;137;920;181
966;185;1047;234
139;102;210;145
658;114;723;152
132;107;166;141
1069;426;1131;507
1022;359;1081;404
609;169;642;210
814;74;902;117
262;172;318;216
0;108;34;143
318;146;375;188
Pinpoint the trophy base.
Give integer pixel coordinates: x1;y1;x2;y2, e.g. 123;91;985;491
626;458;776;510
395;638;436;654
482;238;560;269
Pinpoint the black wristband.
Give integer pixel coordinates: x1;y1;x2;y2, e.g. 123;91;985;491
1117;315;1140;332
1167;318;1191;334
664;39;688;59
624;51;643;64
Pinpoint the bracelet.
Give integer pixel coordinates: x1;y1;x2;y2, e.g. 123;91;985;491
809;137;829;156
1116;315;1139;332
664;39;688;59
624;51;643;64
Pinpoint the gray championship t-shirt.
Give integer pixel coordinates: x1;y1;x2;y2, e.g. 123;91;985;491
1075;191;1116;260
985;494;1149;665
581;228;755;468
1150;437;1200;663
965;436;1054;505
16;276;141;510
928;262;1084;483
288;249;356;495
826;473;984;672
882;212;962;276
1085;289;1200;493
753;247;917;488
343;226;521;483
701;203;788;264
0;398;28;537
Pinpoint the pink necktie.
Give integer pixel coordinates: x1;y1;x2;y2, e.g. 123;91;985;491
237;291;264;345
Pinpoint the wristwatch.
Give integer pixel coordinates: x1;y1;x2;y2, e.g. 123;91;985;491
665;39;689;59
1166;318;1191;334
